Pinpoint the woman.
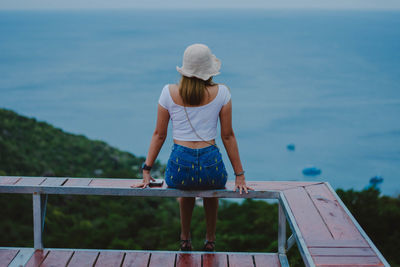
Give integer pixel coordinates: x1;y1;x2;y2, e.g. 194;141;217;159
132;44;253;251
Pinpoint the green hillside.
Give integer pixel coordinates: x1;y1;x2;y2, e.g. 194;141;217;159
0;108;163;178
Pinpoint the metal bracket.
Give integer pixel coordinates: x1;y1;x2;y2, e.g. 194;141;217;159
286;234;296;251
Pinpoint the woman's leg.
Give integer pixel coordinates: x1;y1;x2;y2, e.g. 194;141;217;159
179;197;196;240
203;197;219;242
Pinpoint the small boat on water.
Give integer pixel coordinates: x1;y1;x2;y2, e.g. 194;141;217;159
369;175;384;187
287;143;295;151
302;166;322;176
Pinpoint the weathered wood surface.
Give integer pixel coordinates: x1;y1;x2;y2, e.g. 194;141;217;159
14;177;46;186
284;183;385;266
87;179;317;191
89;178;320;192
313;256;383;266
25;249;49;267
228;254;254;267
307;239;369;248
309;247;375;256
0;176;20;185
284;186;333;241
0;177;310;199
148;252;175;267
89;178;139;188
305;183;364;240
225;181;321;191
176;253;201;267
63;178;93;187
40;177;68;187
203;253;228;267
0;248;19;267
1;176;319;192
253;254;281;267
95;251;125;267
122;252;150;267
17;249;284;267
40;250;73;267
7;248;35;267
68;251;99;267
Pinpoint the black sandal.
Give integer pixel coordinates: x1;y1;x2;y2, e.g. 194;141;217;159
180;239;192;251
203;240;215;252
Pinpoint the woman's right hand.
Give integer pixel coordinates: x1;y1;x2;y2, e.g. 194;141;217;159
234;175;254;194
131;171;156;189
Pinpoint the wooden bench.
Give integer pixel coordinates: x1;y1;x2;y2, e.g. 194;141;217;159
0;176;390;267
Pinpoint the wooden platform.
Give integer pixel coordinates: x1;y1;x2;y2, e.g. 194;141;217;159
281;183;385;266
0;247;281;267
0;176;390;266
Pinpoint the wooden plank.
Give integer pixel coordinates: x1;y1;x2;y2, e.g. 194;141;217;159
95;251;125;267
203;253;228;267
310;247;375;256
308;240;369;248
0;249;19;267
90;178;169;190
40;177;68;187
176;253;201;267
305;183;365;240
8;248;35;267
90;178;169;188
0;176;318;191
90;178;137;188
148;252;175;267
122;252;150;267
313;256;383;266
228;254;254;267
63;178;92;187
25;249;49;267
40;250;73;267
14;177;46;186
0;177;21;185
254;254;281;267
283;187;333;241
225;181;320;191
68;251;99;267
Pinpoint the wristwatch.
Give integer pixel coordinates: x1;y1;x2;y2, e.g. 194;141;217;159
141;162;152;171
234;170;245;177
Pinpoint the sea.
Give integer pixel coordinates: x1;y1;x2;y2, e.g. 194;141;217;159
0;9;399;196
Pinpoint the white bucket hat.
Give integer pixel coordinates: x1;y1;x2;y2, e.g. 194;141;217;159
176;44;221;81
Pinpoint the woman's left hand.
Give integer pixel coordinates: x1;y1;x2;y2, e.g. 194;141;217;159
131;171;156;188
234;175;254;194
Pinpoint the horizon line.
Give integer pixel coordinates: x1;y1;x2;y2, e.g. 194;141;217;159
1;7;400;11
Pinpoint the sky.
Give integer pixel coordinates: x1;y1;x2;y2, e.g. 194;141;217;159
1;0;400;10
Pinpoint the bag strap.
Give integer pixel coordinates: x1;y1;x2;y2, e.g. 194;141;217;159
183;105;219;149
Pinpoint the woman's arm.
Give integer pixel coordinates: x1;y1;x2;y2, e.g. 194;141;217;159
133;104;170;188
219;100;253;194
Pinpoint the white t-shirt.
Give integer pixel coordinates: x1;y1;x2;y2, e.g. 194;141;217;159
158;84;231;141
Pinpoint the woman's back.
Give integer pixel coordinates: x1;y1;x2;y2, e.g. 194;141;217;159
168;83;219;107
158;83;231;144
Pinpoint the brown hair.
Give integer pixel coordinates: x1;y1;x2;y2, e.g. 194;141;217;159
178;76;215;106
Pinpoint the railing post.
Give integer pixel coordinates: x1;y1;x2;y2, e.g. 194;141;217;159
278;202;286;254
33;192;45;250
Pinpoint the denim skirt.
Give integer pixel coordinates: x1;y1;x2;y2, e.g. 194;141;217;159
165;144;228;190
